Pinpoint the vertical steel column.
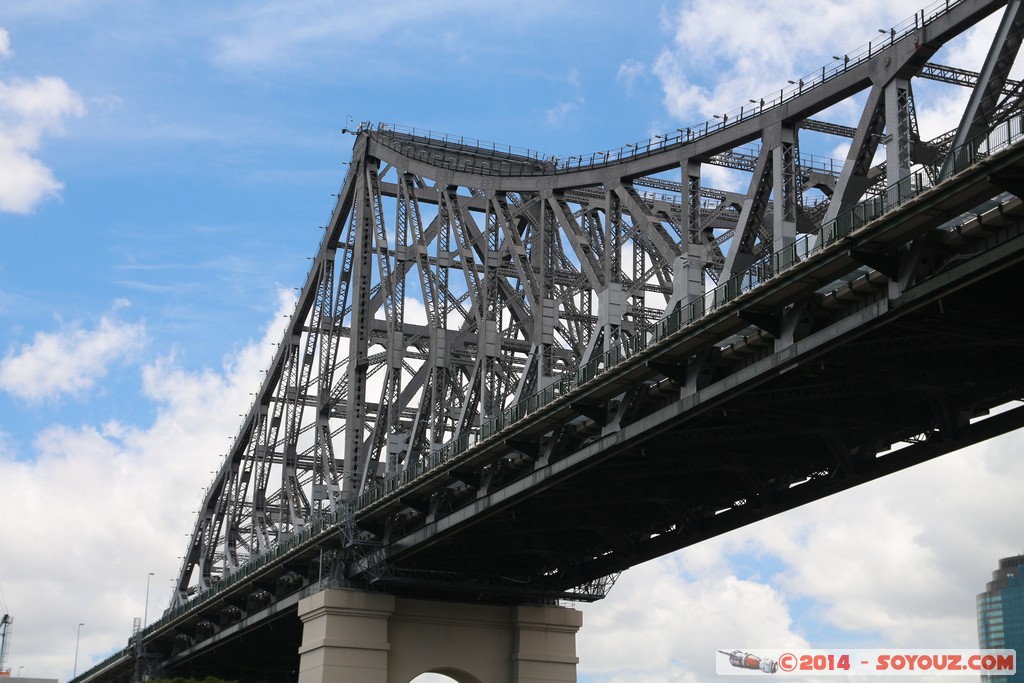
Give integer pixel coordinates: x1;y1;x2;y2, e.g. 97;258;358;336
312;248;339;514
669;159;706;310
429;186;452;451
537;195;557;381
382;175;413;476
597;189;625;355
482;194;502;420
772;125;800;259
342;162;375;496
884;78;913;185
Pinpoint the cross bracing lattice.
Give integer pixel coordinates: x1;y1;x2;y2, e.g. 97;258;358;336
171;0;1024;609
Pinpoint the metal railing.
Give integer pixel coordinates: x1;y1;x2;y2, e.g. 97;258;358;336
354;108;1024;513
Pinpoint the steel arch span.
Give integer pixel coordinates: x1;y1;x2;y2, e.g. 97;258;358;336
163;0;1024;614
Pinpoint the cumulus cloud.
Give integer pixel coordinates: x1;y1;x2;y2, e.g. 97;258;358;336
579;556;806;681
546;100;579;125
616;59;646;97
651;0;975;127
0;30;85;214
572;427;1024;683
0;291;290;678
545;68;587;126
755;438;1024;647
0;305;148;402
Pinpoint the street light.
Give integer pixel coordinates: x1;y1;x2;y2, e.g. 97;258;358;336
73;623;84;678
143;572;155;628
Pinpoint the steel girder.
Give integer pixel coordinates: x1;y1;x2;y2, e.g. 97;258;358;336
171;0;1021;608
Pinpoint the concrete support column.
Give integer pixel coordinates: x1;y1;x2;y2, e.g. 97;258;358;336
298;589;396;683
512;605;584;683
297;589;583;683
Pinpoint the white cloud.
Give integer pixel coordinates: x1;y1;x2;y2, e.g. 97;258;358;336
0;292;289;678
568;67;582;90
748;436;1024;648
0;306;148;402
0;40;85;213
652;0;973;126
0;75;82;147
545;68;587;126
546;100;579;125
0;27;11;58
579;556;807;681
700;164;747;194
617;59;646;97
210;1;475;68
573;426;1024;683
0;137;65;212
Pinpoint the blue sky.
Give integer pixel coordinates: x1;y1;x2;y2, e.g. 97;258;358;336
1;1;1022;682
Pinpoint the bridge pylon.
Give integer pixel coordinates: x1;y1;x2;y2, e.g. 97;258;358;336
298;589;583;683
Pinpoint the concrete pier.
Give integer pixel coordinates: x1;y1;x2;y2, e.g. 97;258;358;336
297;589;583;683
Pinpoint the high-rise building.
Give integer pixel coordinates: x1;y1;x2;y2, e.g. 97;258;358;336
978;554;1024;682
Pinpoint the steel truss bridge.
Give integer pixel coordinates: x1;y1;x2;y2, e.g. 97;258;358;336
77;0;1024;679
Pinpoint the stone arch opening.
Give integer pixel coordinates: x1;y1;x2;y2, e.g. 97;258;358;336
409;669;482;683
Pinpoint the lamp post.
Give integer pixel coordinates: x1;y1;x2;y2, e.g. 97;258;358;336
73;622;84;678
143;572;154;629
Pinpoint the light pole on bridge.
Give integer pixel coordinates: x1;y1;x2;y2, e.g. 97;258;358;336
73;622;84;679
143;572;154;629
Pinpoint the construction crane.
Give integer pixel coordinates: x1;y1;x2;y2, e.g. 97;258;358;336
0;613;11;675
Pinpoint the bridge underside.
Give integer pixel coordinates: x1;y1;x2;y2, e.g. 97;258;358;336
163;611;302;683
380;252;1024;589
377;225;1024;598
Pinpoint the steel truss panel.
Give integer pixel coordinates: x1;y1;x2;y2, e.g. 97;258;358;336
169;0;1020;614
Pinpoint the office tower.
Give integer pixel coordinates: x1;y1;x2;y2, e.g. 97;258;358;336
978;554;1024;682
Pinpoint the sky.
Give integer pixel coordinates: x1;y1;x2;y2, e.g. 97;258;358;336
0;1;1022;682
